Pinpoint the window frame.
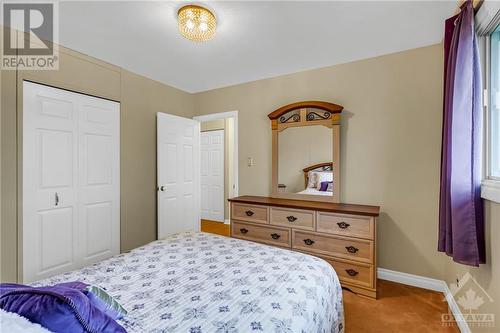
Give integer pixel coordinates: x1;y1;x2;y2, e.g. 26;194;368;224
482;32;500;203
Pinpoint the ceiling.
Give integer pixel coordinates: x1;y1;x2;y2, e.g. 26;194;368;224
59;1;456;93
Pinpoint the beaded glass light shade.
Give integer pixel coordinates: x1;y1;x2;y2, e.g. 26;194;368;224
177;5;216;42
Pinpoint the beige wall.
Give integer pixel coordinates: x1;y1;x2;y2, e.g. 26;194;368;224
194;44;447;279
120;70;193;251
0;27;194;281
201;119;225;132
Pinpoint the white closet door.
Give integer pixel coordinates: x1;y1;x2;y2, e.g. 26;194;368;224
78;95;120;267
22;81;120;283
200;130;225;222
23;82;79;282
157;112;200;239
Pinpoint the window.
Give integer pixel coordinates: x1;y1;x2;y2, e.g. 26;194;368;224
482;21;500;203
489;25;500;180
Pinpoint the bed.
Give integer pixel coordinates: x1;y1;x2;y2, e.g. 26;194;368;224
297;188;333;196
296;162;334;196
32;232;344;333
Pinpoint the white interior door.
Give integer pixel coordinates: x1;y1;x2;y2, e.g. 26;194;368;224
157;112;200;239
78;95;120;267
200;130;225;222
23;81;120;283
23;82;79;283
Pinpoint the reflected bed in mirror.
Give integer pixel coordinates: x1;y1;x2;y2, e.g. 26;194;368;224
278;125;333;196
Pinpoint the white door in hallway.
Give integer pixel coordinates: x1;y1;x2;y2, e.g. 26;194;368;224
200;130;225;222
157;113;200;239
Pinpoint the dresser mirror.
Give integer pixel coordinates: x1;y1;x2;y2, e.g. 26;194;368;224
269;101;342;203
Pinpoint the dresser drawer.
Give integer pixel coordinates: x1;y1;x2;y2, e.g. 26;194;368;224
321;256;374;289
292;230;374;264
270;207;314;230
231;221;290;247
231;203;269;224
316;212;375;240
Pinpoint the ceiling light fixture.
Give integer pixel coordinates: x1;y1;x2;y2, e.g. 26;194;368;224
177;4;216;42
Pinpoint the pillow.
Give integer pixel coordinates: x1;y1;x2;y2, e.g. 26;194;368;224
85;285;127;320
307;171;317;188
315;172;333;190
327;182;334;192
51;282;126;320
319;181;333;192
0;283;126;333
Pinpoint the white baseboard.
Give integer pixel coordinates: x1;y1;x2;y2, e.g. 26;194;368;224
377;268;445;292
224;219;230;225
443;283;472;333
377;268;470;333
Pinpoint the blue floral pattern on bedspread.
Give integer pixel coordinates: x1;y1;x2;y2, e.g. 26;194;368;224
34;232;344;333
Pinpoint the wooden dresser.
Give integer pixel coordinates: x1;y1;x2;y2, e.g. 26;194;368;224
229;195;380;299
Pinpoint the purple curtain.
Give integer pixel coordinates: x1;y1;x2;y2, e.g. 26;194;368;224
438;0;485;266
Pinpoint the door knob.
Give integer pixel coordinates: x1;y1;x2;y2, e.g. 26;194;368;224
159;186;166;192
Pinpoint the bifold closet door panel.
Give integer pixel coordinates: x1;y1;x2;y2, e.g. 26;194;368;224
22;81;120;283
23;82;80;282
78;95;120;267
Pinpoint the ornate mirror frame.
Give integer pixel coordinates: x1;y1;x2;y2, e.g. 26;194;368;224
269;101;343;203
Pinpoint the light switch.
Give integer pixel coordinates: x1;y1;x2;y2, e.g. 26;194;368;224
247;157;254;167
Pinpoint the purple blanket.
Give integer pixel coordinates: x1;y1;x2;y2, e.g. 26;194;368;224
0;282;125;333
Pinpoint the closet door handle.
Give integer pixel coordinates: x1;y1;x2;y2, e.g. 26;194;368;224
345;246;359;254
345;269;359;277
270;233;281;240
286;215;297;222
159;186;166;192
303;238;315;246
240;228;249;234
245;210;254;217
55;192;59;206
337;222;350;229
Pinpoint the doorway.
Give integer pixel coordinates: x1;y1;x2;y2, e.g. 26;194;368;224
194;111;238;227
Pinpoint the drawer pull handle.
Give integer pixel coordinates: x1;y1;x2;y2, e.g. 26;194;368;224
245;210;254;217
337;222;350;229
286;215;297;222
270;233;281;240
240;228;249;234
345;246;359;254
345;269;359;277
303;238;315;246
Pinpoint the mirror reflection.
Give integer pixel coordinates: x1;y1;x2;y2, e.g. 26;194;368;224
278;125;333;196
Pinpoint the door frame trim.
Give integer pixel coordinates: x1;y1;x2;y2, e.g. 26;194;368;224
193;111;239;199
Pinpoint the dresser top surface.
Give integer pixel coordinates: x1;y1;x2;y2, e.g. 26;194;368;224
229;196;380;217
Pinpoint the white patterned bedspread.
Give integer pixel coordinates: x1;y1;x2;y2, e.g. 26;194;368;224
34;232;344;333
